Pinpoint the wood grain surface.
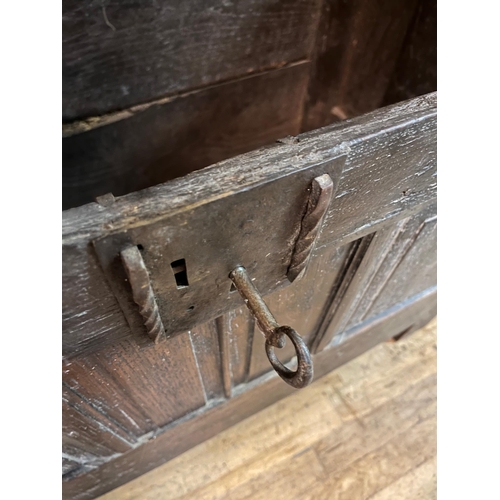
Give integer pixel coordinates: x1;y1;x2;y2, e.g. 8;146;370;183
97;318;436;500
383;0;437;106
62;63;310;209
63;1;436;210
63;288;436;500
302;0;420;131
62;0;321;120
62;94;436;239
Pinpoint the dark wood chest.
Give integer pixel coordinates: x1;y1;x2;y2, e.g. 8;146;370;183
62;2;436;498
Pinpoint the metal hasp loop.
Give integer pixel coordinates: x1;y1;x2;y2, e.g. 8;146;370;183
287;173;334;283
229;266;313;389
121;246;166;343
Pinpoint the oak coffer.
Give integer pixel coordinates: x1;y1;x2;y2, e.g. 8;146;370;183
62;1;437;498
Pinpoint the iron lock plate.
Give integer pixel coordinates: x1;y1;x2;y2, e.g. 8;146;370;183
93;153;347;341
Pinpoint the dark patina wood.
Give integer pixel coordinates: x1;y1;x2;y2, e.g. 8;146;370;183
62;63;311;209
63;0;321;120
302;0;420;131
63;287;436;500
62;93;436;499
63;1;436;211
383;0;437;106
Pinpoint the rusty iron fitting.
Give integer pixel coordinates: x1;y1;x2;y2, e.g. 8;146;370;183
229;266;313;389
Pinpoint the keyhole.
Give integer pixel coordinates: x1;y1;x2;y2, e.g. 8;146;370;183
171;259;189;288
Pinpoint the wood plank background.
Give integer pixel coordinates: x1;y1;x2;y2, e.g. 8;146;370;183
97;318;437;500
62;0;321;120
62;63;310;210
63;0;436;210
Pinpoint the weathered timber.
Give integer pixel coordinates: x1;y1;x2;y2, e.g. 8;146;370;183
62;0;321;120
63;94;436;241
62;288;436;500
62;63;311;209
302;0;420;131
383;0;437;106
